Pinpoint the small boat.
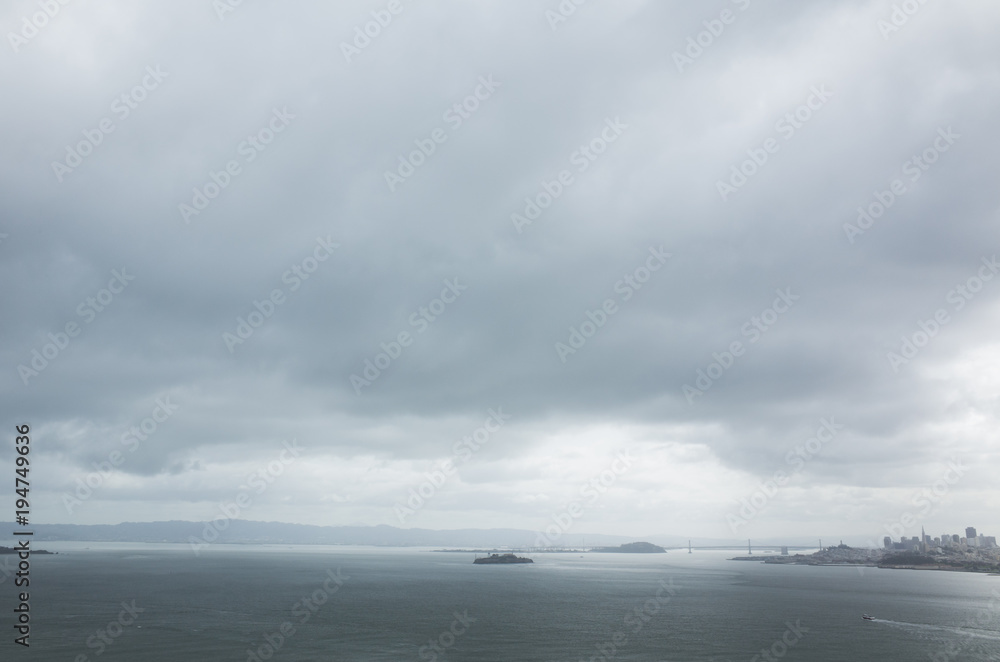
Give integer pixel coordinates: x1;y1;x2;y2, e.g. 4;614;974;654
862;614;876;621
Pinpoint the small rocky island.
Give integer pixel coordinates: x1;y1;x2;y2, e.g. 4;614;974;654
591;541;666;553
473;553;533;564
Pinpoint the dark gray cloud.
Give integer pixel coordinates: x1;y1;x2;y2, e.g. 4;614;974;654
2;0;998;540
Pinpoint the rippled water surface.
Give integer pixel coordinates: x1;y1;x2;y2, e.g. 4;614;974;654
6;543;1000;661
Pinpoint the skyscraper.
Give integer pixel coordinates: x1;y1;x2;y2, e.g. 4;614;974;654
967;527;977;540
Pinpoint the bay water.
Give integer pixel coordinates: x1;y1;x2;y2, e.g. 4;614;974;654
4;542;999;661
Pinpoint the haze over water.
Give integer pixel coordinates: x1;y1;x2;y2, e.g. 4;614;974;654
5;2;1000;659
9;543;1000;661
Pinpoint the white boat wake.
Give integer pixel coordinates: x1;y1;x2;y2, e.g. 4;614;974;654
869;619;1000;642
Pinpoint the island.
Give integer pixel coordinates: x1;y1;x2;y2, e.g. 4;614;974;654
473;553;533;564
0;546;54;555
591;542;666;554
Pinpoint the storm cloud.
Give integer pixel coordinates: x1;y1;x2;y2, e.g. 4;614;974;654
2;0;998;542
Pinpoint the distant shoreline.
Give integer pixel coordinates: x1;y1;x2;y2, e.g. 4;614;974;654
730;555;1000;575
0;546;54;555
433;541;667;554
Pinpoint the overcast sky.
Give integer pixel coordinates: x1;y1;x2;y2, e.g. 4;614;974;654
2;0;998;544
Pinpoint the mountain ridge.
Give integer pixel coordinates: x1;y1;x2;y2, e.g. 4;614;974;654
0;521;845;548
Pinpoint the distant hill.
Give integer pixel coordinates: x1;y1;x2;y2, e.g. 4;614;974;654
0;521;637;548
0;522;869;549
592;541;666;553
0;546;54;555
